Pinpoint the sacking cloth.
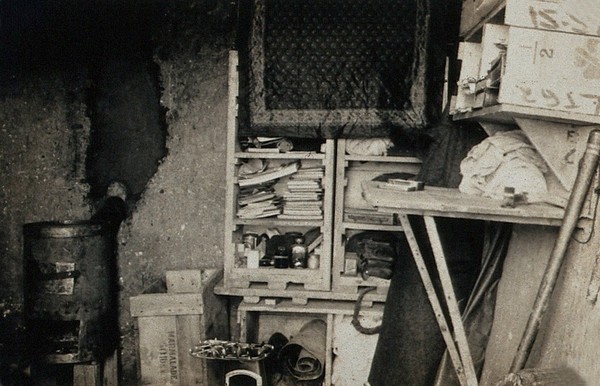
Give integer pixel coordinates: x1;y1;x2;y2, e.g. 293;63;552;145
279;319;327;380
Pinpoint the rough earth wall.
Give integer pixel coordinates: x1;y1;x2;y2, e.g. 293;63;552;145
117;3;234;381
0;69;93;304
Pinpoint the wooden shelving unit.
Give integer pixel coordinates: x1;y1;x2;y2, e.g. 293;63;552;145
331;139;422;296
223;51;334;292
237;299;384;386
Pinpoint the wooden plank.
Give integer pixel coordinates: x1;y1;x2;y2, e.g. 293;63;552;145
325;313;334;386
460;0;506;41
103;350;119;386
424;216;478;386
166;270;203;293
479;24;509;78
73;363;101;386
343;154;422;163
398;214;469;386
333;139;349;294
505;0;600;38
517;118;597;190
138;316;180;385
455;42;483;112
320;138;336;292
362;183;565;226
176;314;204;386
453;102;600;126
234;150;326;160
214;281;388;303
223;50;241;293
130;293;204;317
480;225;557;385
238;299;385;316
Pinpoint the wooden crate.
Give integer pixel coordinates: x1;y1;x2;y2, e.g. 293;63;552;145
498;26;600;119
237;299;384;386
130;269;228;386
223;51;334;292
504;0;600;38
454;23;508;113
331;139;421;296
454;24;600;126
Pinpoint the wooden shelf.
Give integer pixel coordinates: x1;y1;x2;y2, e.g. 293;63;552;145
214;281;388;304
453;103;600;127
343;154;422;163
341;222;403;232
238;298;385;315
234;151;326;160
233;218;323;227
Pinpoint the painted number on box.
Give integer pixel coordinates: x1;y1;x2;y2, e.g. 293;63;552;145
506;0;600;37
501;27;600;117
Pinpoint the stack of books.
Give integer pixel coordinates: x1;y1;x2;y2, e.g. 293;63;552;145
237;161;300;188
278;165;325;220
236;161;301;219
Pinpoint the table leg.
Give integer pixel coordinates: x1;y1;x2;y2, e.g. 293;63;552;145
424;215;478;386
398;214;470;386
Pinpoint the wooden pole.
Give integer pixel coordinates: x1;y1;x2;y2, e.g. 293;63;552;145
510;129;600;372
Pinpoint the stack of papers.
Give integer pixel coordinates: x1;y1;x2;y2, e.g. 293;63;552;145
278;165;325;220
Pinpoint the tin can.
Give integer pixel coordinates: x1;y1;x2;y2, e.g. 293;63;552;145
243;232;259;250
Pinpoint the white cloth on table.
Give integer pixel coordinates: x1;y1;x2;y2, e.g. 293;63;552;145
459;130;549;200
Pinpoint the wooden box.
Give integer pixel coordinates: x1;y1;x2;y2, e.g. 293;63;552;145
331;139;421;296
454;23;600;126
130;269;228;386
499;26;600;119
504;0;600;38
223;51;335;292
238;299;383;386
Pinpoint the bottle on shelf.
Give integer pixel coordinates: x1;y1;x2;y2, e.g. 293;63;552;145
290;236;307;269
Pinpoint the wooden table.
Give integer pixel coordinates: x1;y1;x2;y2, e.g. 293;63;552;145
362;182;565;386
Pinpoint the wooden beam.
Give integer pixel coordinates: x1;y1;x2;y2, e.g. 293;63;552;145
424;216;478;386
398;214;470;386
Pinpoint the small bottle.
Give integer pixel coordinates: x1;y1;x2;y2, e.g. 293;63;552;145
290;236;307;269
274;245;289;268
